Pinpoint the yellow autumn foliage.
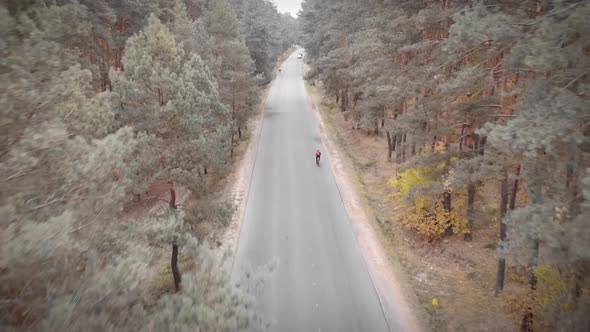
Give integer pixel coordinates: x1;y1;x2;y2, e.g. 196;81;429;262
503;264;579;329
432;298;440;308
389;166;467;241
533;264;573;312
401;197;467;240
419;141;449;155
388;166;433;198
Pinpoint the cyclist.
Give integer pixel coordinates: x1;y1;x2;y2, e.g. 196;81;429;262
315;149;321;164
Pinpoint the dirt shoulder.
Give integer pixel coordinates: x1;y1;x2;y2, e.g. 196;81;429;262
305;82;519;332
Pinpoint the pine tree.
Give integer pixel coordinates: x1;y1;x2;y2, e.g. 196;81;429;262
111;14;231;201
199;0;258;142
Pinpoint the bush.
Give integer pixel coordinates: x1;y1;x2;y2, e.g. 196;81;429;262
389;166;467;241
399;195;467;241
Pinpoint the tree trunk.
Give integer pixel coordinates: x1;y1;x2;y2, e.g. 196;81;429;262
230;132;234;158
566;160;582;217
443;191;453;236
345;85;348;111
444;191;452;211
527;158;544;287
495;255;506;296
386;131;393;162
464;184;476;241
115;15;125;70
340;88;346;112
566;162;575;191
520;310;534;332
401;133;407;163
479;136;487;155
528;240;540;288
395;135;402;164
520;238;539;332
171;239;181;292
495;169;509;294
459;125;465;151
169;188;176;210
509;165;521;210
465;132;484;242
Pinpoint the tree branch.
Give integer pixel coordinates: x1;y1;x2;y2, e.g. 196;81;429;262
563;71;587;89
475;105;502;108
487;114;514;117
4;168;37;182
26;185;82;212
69;205;108;233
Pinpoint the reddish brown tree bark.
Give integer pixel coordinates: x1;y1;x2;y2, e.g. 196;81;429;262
169;188;176;209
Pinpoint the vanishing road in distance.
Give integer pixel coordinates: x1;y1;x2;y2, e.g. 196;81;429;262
232;50;391;332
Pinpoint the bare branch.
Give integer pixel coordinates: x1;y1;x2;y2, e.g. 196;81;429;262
26;185;82;212
69;205;108;233
487;114;514;118
4;168;37;182
563;71;587;90
475;105;502;109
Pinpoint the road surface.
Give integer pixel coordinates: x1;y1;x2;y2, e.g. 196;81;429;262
232;51;390;332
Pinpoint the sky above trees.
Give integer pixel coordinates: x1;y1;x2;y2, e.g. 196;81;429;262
273;0;302;16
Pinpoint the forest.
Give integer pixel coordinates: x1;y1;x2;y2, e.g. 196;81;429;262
300;0;588;330
2;0;588;330
0;0;296;329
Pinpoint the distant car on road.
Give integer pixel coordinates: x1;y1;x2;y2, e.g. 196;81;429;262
298;53;303;59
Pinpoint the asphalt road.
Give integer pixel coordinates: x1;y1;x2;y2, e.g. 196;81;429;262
232;50;390;332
